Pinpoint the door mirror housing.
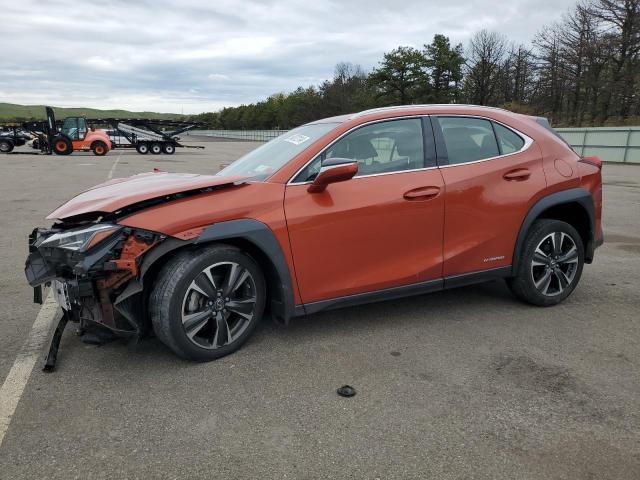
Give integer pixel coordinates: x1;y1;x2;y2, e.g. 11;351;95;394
308;159;358;193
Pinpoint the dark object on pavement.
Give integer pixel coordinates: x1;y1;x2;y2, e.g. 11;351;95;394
337;385;356;397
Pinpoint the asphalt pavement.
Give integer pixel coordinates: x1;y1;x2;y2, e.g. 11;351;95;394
0;141;638;479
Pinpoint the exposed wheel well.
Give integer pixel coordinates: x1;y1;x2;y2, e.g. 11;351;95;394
537;202;591;252
141;238;286;326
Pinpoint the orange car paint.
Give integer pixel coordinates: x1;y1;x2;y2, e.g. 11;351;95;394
48;105;603;309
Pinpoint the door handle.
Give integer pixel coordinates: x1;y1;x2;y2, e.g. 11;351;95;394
503;168;531;181
403;186;441;200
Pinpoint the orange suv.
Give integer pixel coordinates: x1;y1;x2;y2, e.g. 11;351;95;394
25;105;603;367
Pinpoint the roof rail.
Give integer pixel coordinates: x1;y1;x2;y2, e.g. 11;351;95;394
349;104;512;119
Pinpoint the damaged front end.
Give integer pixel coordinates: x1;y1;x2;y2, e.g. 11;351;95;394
25;222;165;371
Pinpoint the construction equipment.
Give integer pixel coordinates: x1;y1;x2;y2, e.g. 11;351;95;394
1;107;112;156
1;108;204;156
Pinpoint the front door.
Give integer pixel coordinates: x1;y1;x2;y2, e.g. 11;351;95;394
284;117;445;304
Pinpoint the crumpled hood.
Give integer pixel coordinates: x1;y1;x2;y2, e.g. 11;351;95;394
47;171;247;220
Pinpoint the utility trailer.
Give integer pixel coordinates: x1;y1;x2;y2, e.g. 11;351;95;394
99;119;205;155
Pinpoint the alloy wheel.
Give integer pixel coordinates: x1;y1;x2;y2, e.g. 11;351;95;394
530;232;579;296
180;261;257;349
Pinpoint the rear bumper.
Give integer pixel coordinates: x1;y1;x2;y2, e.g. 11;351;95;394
586;228;604;263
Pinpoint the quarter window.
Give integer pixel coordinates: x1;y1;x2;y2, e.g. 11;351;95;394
438;117;499;165
494;122;525;154
294;118;424;182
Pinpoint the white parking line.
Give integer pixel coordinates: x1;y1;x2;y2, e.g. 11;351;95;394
0;157;121;450
107;152;122;179
0;291;57;448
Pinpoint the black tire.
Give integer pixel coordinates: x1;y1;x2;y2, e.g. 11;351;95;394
507;219;584;306
136;142;149;154
91;141;108;156
150;244;266;361
0;139;14;153
150;142;162;155
162;143;175;155
52;136;73;155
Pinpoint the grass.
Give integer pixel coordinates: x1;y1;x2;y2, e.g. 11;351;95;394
0;102;184;122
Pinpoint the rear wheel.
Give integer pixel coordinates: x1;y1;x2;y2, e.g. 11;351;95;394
91;141;108;156
52;136;73;155
162;143;175;155
150;142;162;155
136;142;149;154
508;219;584;306
0;139;14;153
150;245;266;361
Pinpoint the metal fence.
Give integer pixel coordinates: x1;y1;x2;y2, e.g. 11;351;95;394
190;127;640;164
556;127;640;163
187;130;286;141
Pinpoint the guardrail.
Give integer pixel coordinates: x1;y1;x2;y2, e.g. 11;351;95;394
190;127;640;164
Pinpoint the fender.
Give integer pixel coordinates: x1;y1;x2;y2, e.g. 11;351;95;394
512;188;595;274
195;219;297;325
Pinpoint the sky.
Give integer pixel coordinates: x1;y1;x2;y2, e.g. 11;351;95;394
0;0;577;114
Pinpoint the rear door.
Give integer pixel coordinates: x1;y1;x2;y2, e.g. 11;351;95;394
284;117;445;304
432;116;546;277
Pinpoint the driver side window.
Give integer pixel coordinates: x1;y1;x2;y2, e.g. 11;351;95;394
294;118;424;182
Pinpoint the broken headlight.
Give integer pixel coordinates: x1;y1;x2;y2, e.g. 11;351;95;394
40;224;122;252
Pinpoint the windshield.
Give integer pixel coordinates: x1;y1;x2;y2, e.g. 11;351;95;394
218;122;340;180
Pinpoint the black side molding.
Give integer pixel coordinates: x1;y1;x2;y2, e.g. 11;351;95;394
303;279;444;316
443;266;512;289
300;266;513;316
512;188;595;274
196;219;297;324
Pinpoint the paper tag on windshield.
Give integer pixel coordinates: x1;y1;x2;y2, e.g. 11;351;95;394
283;134;310;145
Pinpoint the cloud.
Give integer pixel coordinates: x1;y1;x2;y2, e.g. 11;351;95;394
208;74;230;81
0;0;577;114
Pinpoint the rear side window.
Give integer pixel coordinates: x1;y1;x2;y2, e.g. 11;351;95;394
494;123;525;154
437;117;499;165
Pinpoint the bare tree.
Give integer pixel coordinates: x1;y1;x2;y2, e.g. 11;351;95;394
463;30;508;105
589;0;640;120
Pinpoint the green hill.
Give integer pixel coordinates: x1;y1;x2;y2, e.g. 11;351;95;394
0;102;184;122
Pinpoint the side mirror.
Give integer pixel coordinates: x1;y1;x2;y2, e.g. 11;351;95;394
308;159;358;193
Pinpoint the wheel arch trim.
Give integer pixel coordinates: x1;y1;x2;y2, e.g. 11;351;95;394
194;219;297;324
512;188;595;274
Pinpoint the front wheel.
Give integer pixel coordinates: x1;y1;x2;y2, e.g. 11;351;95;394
0;139;14;153
150;245;266;361
507;219;584;306
52;136;73;155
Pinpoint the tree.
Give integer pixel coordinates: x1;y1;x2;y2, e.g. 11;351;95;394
589;0;640;120
369;46;428;105
463;30;508;105
319;62;372;116
423;34;465;103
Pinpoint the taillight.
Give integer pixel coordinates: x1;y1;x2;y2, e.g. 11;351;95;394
579;156;603;169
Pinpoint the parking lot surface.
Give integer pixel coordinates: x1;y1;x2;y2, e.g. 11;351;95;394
0;141;639;479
